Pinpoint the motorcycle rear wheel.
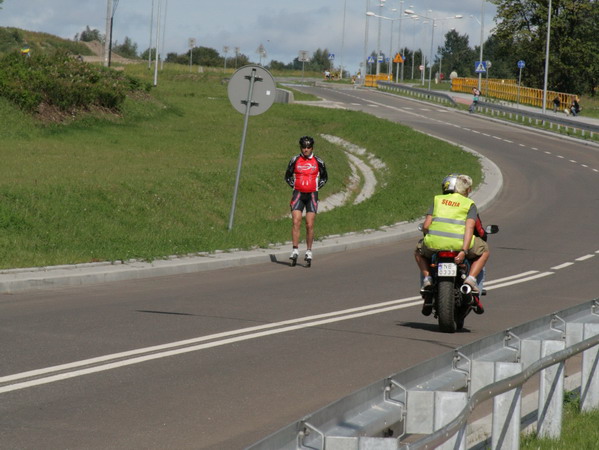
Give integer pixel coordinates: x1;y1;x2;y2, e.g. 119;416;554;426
437;280;456;333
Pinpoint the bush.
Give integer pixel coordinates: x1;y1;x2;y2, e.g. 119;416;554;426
0;50;150;114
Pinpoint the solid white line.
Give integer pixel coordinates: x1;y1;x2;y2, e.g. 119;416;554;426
552;262;574;270
0;296;422;384
0;300;423;394
575;254;595;262
484;271;539;286
485;272;554;290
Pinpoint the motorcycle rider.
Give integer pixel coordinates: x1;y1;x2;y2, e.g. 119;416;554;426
415;174;490;314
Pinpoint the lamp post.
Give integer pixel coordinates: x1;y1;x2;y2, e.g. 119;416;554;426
367;10;400;78
362;0;370;84
470;1;485;92
376;0;385;75
542;0;552;114
340;0;347;79
405;9;462;90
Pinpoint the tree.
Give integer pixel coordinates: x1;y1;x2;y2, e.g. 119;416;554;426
435;29;475;78
76;26;103;43
112;37;138;59
490;0;599;95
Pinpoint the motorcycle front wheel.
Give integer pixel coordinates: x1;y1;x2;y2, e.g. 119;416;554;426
437;279;456;333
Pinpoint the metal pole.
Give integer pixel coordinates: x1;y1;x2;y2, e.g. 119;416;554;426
104;0;112;67
153;0;161;86
160;0;167;70
340;0;347;79
428;19;435;90
542;0;552;114
397;0;404;82
362;0;370;84
148;0;154;69
228;70;257;231
477;0;484;92
376;2;382;75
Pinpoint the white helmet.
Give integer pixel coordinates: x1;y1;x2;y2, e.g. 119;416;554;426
442;173;459;194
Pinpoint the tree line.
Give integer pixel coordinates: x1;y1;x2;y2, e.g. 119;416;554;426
74;0;598;97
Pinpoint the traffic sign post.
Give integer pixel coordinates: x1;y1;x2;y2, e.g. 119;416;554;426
517;60;525;107
227;65;276;230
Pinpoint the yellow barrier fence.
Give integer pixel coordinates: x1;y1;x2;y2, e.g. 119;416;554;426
365;74;393;87
451;77;576;111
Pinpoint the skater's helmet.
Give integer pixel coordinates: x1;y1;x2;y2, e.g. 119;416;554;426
441;173;460;194
299;136;315;149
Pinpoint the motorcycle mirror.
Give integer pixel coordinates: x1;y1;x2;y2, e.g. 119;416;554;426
485;224;499;234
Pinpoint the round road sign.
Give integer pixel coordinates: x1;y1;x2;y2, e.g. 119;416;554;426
227;65;276;116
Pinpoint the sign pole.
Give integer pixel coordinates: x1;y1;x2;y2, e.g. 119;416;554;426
228;70;257;231
226;65;276;231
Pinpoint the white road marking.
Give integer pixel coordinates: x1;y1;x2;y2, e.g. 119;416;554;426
575;254;595;262
552;262;574;270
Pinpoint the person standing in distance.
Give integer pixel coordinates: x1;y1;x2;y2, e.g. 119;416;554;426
285;136;328;266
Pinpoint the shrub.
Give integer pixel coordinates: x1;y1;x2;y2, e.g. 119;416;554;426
0;49;150;114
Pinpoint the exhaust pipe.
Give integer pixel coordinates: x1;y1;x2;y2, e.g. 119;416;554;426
460;284;472;295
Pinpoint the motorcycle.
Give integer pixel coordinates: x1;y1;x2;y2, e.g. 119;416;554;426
419;224;499;333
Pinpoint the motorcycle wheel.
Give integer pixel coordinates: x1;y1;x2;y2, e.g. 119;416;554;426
437;280;456;333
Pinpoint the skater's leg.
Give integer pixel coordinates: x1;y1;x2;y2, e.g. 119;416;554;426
305;212;315;250
291;210;303;248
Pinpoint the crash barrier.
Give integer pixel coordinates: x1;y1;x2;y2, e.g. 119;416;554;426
378;82;456;106
365;74;393;87
472;101;599;139
377;82;598;140
451;77;577;111
247;299;599;449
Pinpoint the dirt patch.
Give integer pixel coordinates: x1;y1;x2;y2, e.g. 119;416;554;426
80;40;137;64
35;102;122;125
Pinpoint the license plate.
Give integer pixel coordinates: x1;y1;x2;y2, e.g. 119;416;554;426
437;262;457;277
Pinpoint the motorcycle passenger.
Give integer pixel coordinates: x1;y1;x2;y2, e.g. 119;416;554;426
414;174;490;313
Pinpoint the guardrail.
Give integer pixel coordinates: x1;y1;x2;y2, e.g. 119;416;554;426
378;82;456;106
247;299;599;449
377;82;599;140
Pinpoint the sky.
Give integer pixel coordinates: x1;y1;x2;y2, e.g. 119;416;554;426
0;0;497;74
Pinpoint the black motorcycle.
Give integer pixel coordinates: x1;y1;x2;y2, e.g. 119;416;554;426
420;224;498;333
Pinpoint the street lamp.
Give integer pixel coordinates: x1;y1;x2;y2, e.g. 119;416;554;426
366;10;399;78
542;0;552;114
470;0;485;92
404;9;462;90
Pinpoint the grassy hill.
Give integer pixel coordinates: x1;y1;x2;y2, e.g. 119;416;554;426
0;27;93;56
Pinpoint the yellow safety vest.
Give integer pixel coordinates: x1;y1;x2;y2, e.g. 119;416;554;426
423;193;475;251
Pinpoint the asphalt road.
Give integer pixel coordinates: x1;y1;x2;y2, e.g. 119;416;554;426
1;85;599;450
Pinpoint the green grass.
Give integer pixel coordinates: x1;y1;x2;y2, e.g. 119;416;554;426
0;62;480;269
521;392;599;449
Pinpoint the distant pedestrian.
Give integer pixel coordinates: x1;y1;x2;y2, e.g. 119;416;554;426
552;96;560;114
468;87;480;113
569;97;581;117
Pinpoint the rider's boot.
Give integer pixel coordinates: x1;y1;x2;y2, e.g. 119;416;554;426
420;276;433;316
471;295;485;314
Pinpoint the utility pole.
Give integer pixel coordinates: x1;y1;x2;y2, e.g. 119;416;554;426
104;0;113;67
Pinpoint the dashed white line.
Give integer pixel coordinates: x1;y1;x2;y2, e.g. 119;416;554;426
575;254;595;262
552;262;575;270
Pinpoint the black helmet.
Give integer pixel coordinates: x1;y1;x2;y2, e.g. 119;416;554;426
442;173;460;194
299;136;315;149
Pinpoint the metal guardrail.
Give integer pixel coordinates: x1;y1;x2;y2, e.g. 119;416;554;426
378;82;456;106
247;299;599;449
378;82;599;139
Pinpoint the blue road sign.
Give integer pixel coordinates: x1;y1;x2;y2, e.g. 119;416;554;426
517;60;525;69
367;56;375;64
475;60;487;73
328;53;335;60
